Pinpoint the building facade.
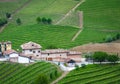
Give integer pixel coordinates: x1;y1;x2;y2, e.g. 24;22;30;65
0;41;12;56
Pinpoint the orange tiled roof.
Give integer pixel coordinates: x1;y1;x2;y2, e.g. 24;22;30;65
21;41;42;50
3;49;17;55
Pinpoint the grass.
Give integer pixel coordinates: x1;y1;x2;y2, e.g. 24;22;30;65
0;61;61;84
0;24;78;49
77;0;120;30
58;64;120;84
0;0;28;18
12;0;79;25
0;0;120;50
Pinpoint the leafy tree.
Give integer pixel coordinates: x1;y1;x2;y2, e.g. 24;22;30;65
116;33;120;39
42;17;47;24
93;52;108;64
34;74;49;84
16;18;21;25
6;12;11;18
105;35;113;42
36;17;41;24
47;18;52;24
0;18;7;26
107;55;119;63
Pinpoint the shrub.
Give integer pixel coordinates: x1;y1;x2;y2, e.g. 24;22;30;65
93;52;108;64
34;74;49;84
47;18;52;24
42;17;47;24
105;35;113;42
116;33;120;39
36;17;41;24
0;18;7;26
16;18;21;25
6;12;11;18
107;55;119;64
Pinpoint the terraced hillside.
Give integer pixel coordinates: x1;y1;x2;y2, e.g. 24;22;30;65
0;62;61;84
0;0;29;18
58;64;120;84
75;0;120;42
0;0;120;50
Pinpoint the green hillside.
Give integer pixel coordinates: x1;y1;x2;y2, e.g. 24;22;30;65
75;0;120;42
0;0;120;50
0;24;78;49
0;62;61;84
58;64;120;84
0;0;28;18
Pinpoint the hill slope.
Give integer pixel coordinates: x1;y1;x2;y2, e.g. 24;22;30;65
58;64;120;84
0;62;61;84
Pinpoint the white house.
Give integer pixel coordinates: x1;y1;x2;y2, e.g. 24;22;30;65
20;41;82;63
3;50;30;63
21;41;42;60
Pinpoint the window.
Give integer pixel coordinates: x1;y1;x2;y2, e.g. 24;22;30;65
48;53;49;56
33;51;35;53
30;49;32;52
38;51;40;53
36;55;39;57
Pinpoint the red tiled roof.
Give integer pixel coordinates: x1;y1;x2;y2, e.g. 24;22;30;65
42;49;69;54
3;49;17;55
21;41;42;50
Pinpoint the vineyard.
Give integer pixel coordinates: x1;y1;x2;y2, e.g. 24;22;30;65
0;0;120;49
0;62;61;84
58;64;120;84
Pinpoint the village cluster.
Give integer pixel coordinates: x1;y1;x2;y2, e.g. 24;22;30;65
0;41;82;65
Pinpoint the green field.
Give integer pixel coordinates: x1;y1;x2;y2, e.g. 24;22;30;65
0;0;28;18
0;62;61;84
0;24;78;49
0;0;120;50
58;64;120;84
11;0;79;25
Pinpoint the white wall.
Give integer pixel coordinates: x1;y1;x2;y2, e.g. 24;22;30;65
23;49;41;57
9;53;19;57
42;53;67;58
18;56;30;63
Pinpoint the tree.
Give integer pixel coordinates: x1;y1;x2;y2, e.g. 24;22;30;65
47;18;52;24
107;55;119;64
105;35;113;42
36;17;41;24
93;52;108;64
116;33;120;39
42;17;47;24
6;12;11;18
34;74;49;84
16;18;21;25
0;18;7;26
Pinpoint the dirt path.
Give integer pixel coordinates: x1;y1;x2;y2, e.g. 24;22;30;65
0;0;32;33
51;71;69;84
72;11;83;41
72;29;83;41
71;43;120;55
55;0;85;25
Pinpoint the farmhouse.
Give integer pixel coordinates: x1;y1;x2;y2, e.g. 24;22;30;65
3;49;30;63
21;41;82;63
0;41;12;56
